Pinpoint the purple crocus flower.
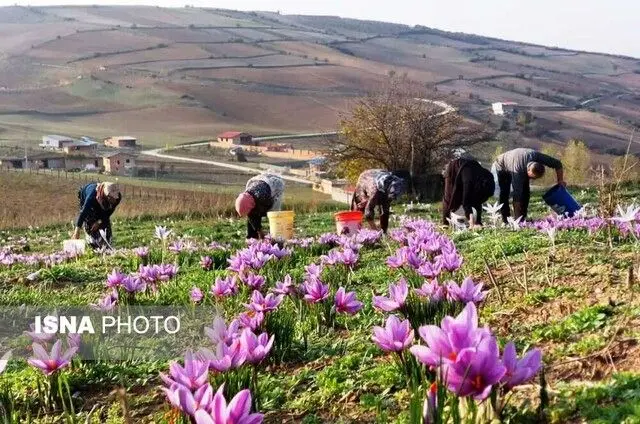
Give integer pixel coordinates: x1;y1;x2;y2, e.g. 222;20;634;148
446;278;487;304
318;233;340;246
240;329;274;364
371;315;414;353
25;323;56;344
500;341;542;390
155;226;172;241
211;276;238;297
304;263;323;280
244;291;284;313
338;249;359;267
122;276;147;293
414;280;446;302
200;256;214;271
158;264;179;281
28;340;77;376
67;333;81;350
106;269;126;289
334;287;363;315
205;317;241;346
417;261;443;279
272;275;295;295
410;302;491;368
237;311;265;331
199;339;247;373
133;247;149;258
320;250;341;266
386;247;408;268
372;278;408;312
91;290;118;311
445;334;506;400
355;229;383;245
191;287;204;303
193;384;263;424
242;273;266;291
164;383;214;417
302;279;330;304
160;351;209;391
436;251;463;272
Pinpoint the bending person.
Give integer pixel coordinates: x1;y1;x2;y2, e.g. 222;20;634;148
235;173;285;239
442;155;495;227
351;169;408;234
492;148;564;222
72;182;122;248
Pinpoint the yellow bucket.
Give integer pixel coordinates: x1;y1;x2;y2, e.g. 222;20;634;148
267;210;295;240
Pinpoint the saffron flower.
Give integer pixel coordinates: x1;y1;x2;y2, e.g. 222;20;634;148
302;278;330;304
414;280;446;302
244;291;284;313
155;226;172;241
338;249;359;267
28;340;77;376
24;323;56;344
133;246;149;258
240;329;274;364
199;339;247;373
242;273;266;291
272;275;295;295
122;276;147;293
410;302;490;368
500;341;542;390
106;268;126;288
445;334;506;400
423;382;438;424
211;276;238;297
164;383;213;417
193;384;263;424
446;277;487;304
205;317;240;346
160;351;209;391
237;311;265;331
613;203;640;224
417;261;443;279
372;278;408;312
334;287;363;315
304;263;323;280
200;256;214;271
371;315;414;352
436;251;463;272
91;290;118;311
191;287;204;303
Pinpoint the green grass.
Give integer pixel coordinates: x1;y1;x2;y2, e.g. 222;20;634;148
2;186;640;422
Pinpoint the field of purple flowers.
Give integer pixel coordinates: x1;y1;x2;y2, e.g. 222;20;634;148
1;190;640;423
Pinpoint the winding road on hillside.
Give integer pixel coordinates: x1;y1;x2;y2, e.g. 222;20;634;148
140;99;456;185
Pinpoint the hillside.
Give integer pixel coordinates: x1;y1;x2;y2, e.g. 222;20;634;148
0;5;639;152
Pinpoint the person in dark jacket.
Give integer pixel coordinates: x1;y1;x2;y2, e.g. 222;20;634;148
235;173;285;239
72;182;121;248
351;169;408;233
492;148;564;222
442;156;495;227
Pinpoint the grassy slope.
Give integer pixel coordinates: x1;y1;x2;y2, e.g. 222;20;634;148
1;188;640;422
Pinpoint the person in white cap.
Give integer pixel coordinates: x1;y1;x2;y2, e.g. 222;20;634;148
72;182;121;248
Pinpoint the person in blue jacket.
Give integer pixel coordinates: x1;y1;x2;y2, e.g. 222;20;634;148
72;182;122;248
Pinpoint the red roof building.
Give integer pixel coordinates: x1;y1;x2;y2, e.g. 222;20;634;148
216;132;253;145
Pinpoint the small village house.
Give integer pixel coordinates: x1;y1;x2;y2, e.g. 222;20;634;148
41;135;76;150
104;136;137;148
0;152;66;169
216;131;254;146
62;140;97;155
102;152;136;175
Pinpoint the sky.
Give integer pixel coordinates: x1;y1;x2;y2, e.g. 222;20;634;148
3;0;640;58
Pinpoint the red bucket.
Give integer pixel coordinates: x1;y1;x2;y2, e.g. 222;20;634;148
334;211;363;235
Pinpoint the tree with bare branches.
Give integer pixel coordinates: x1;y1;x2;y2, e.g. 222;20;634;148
331;74;493;183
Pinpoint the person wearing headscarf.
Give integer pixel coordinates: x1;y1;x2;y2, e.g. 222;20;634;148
492;148;564;222
72;182;122;248
235;173;285;239
351;169;408;233
442;151;495;228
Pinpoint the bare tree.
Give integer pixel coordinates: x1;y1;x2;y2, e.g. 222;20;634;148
330;74;493;182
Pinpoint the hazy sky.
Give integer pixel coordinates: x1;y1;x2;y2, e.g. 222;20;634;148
4;0;640;58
